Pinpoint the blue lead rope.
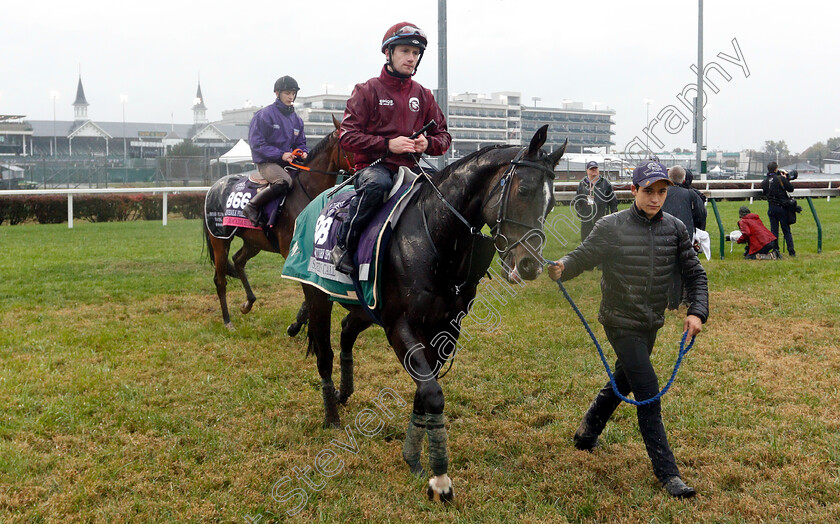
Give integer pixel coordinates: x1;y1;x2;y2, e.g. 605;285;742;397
546;261;695;406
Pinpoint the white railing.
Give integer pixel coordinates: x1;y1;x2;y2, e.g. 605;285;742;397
3;182;838;229
553;179;839;203
0;186;210;228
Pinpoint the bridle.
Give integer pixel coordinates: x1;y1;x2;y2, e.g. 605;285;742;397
481;147;557;261
289;130;354;201
288;130;353;178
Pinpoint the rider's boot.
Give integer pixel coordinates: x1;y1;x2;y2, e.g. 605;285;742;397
242;182;288;226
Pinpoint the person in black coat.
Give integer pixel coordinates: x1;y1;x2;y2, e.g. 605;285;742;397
760;161;796;256
548;159;709;499
662;165;707;309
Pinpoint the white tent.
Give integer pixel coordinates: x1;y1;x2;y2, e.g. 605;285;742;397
216;139;254;175
219;139;253;164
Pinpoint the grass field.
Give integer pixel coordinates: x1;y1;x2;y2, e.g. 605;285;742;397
1;198;839;522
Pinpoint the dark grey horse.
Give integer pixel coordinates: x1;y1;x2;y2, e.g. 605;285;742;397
300;125;566;502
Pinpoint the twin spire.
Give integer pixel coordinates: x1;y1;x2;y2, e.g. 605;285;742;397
73;76;89;120
70;74;209;124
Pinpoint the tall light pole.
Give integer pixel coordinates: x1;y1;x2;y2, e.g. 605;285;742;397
531;97;541;107
705;103;710;153
51;90;59;156
696;0;705;179
120;94;128;161
644;98;653;155
438;0;448;166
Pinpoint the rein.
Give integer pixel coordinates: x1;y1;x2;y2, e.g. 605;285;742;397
288;140;353;201
546;260;695;406
288;143;353;177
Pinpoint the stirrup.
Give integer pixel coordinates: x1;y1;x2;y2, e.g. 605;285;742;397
331;245;354;274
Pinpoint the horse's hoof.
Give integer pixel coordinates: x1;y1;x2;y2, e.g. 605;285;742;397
224;322;235;331
334;389;352;405
408;462;427;477
240;301;253;315
323;419;341;430
287;322;302;337
427;476;454;504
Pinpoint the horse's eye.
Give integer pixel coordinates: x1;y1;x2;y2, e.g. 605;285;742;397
518;186;533;197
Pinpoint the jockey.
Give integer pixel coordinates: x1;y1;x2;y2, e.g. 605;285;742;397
331;22;451;274
243;75;309;226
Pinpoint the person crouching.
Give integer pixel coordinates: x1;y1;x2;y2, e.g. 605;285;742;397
736;206;781;259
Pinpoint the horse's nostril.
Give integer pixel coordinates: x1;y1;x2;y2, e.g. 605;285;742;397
519;257;535;274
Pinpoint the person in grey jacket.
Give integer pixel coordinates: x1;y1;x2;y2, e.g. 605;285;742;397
574;160;618;243
548;159;709;499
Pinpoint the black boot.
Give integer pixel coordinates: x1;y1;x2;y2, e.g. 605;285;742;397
573;388;622;451
662;476;696;498
242;182;288;226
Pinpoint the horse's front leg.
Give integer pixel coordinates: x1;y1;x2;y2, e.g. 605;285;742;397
394;322;453;503
231;243;260;314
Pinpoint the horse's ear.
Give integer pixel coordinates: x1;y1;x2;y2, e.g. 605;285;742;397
548;138;569;166
332;114;341;130
528;125;549;156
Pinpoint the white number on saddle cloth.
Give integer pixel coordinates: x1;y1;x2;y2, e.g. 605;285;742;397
314;216;333;246
226;191;252;210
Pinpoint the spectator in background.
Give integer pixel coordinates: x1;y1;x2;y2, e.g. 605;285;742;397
760;161;796;256
735;206;780;259
574;161;618;243
682;168;707;203
662;165;707;310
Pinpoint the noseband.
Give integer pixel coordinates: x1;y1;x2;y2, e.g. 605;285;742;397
484;148;556;261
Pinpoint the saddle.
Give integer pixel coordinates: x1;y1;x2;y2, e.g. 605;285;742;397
205;172;284;239
282;167;421;313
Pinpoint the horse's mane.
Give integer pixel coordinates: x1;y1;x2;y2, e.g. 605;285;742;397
412;144;515;204
429;144;513;185
303;130;336;164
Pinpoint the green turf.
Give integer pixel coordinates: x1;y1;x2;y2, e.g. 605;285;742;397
0;198;838;522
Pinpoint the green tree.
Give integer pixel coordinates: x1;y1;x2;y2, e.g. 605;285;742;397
167;140;202;157
763;140;792;165
801;141;828;164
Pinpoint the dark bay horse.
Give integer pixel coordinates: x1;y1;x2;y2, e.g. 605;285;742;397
299;125;566;502
204;116;353;329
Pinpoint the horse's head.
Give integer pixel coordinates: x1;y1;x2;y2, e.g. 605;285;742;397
328;114;354;174
485;125;566;283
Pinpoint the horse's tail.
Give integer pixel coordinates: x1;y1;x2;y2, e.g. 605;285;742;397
203;224;240;279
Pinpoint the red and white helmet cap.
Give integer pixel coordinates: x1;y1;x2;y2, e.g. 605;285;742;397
381;22;428;53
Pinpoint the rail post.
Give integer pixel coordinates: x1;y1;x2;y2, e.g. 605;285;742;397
806;196;822;253
709;198;725;260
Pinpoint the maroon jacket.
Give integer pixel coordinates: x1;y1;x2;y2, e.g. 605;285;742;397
340;66;451;172
737;213;777;255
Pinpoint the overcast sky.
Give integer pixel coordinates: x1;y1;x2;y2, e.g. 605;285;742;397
3;1;837;154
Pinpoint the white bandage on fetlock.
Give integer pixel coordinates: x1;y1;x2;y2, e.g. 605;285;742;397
426;475;453;503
